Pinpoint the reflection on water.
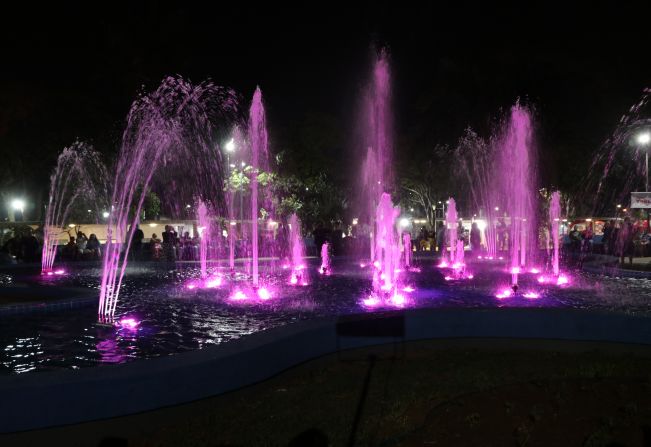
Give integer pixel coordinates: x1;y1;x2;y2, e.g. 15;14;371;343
1;259;651;375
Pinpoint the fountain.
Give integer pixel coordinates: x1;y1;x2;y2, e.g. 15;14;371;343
197;201;210;279
42;142;108;274
550;191;561;277
99;76;237;322
498;104;536;271
402;232;412;268
288;213;307;285
319;240;331;275
371;193;402;301
445;198;458;265
247;87;274;286
360;49;392;261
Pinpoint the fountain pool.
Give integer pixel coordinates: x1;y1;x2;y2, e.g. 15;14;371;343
2;258;651;375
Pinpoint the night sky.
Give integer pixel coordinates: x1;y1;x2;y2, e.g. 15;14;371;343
1;1;650;216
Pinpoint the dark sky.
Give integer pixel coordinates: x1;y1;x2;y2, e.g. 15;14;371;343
1;1;651;210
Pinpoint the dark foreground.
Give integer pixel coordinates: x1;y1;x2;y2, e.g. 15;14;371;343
4;338;651;446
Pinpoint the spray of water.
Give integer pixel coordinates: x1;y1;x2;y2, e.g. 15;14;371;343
99;76;237;322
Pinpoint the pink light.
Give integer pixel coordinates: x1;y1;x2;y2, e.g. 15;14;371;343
495;289;513;299
477;255;483;260
205;277;222;288
523;291;540;299
362;296;380;307
409;267;421;273
281;264;290;270
529;268;540;274
452;262;463;270
290;274;298;285
488;256;494;260
438;261;449;268
186;284;197;290
510;267;521;275
498;256;504;260
359;262;367;268
467;274;474;279
380;273;386;281
557;275;569;286
54;269;65;275
257;287;271;300
116;317;140;330
403;286;415;293
302;281;309;286
380;282;393;292
373;260;381;269
444;276;452;281
230;290;248;300
390;293;406;307
46;271;54;276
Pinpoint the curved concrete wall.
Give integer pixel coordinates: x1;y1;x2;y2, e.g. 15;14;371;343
2;307;651;433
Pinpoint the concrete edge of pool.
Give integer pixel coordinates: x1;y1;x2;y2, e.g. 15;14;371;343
2;307;651;433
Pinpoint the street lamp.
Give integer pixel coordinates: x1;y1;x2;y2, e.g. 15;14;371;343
10;199;25;222
636;131;651;192
11;199;25;213
225;138;236;153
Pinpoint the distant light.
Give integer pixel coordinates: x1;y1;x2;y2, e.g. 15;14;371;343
225;138;236;152
305;187;309;191
586;218;592;222
623;208;628;212
229;163;236;168
241;161;246;167
102;211;110;218
410;208;414;212
476;219;487;231
87;209;92;213
352;218;359;225
230;290;247;300
68;224;75;228
494;206;499;211
257;287;271;300
636;131;651;145
148;223;157;227
616;204;622;209
116;317;140;330
10;199;25;212
399;218;410;228
186;204;191;209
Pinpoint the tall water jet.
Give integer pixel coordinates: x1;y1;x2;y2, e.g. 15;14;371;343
373;193;401;295
227;191;235;271
549;191;561;276
42;142;108;273
402;232;412;268
197;201;209;279
99;76;237;322
319;240;331;275
360;49;393;260
248;87;269;286
445;198;458;264
288;213;306;285
497;104;536;270
455;129;497;256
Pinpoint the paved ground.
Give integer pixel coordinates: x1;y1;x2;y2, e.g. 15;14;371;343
4;338;651;446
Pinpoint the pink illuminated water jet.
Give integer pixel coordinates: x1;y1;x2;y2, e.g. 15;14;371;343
98;76;237;322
